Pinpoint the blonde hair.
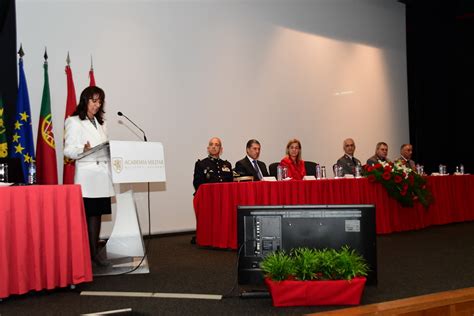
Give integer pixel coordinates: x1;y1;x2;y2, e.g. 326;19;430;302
286;138;302;162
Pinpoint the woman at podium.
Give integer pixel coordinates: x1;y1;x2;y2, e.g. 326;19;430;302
64;86;115;267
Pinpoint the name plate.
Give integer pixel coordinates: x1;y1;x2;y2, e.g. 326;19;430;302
109;140;166;184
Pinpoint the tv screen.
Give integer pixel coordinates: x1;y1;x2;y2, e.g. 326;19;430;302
237;204;377;285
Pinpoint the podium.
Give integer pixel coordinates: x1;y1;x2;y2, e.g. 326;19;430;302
81;140;166;275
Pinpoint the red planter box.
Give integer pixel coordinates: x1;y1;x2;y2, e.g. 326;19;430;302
265;277;366;307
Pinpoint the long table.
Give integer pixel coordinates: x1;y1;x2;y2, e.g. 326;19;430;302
0;184;93;299
193;175;474;249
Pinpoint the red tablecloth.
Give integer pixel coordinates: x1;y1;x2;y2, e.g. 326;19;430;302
0;184;93;299
193;175;474;249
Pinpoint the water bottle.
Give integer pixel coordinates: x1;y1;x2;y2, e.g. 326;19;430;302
277;165;283;181
355;164;362;178
28;162;36;184
0;163;7;182
460;164;464;175
316;164;321;179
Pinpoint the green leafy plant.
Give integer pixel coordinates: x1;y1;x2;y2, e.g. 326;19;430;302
291;248;319;280
259;250;295;281
260;246;369;282
332;246;369;280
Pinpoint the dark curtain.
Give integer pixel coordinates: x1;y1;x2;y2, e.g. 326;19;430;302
0;0;17;145
406;0;474;174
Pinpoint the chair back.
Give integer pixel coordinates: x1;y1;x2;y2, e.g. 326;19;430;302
269;162;279;177
304;161;317;176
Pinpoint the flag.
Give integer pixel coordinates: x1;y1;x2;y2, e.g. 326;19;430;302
11;58;35;183
36;60;58;184
89;68;96;87
0;95;7;158
89;56;96;87
62;63;77;184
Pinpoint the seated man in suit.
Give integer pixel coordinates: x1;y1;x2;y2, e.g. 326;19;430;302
336;138;361;176
193;137;233;193
234;139;269;180
366;142;390;166
395;144;417;170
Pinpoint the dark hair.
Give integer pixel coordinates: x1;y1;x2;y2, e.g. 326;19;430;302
246;139;261;149
72;86;106;124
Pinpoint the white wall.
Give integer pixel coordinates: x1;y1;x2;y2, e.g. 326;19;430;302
16;0;408;235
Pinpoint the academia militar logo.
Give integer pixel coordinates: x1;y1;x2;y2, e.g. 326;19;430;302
112;157;123;173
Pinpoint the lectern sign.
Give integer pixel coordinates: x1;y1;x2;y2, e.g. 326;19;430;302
109;140;166;183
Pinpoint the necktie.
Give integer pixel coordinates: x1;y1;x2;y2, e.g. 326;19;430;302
253;160;262;180
352;157;356;165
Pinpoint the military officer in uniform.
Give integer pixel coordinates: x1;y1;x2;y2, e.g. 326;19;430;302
336;138;362;176
193;137;233;193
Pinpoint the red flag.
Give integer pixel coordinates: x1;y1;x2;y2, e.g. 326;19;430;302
62;64;77;184
36;60;58;184
89;68;96;87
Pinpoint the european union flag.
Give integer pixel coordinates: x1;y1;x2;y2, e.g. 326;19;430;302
11;58;35;183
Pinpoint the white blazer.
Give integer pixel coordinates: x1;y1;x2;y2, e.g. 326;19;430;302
64;115;115;198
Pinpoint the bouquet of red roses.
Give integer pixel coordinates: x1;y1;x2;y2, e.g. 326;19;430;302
363;161;433;207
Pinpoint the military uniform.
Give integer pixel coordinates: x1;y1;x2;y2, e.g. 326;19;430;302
336;154;361;176
193;156;233;192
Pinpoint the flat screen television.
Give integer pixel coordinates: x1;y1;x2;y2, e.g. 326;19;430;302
237;204;377;285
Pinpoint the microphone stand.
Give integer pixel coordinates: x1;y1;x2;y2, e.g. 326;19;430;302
117;112;147;142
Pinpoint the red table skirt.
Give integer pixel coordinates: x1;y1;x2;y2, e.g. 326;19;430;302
0;184;93;299
193;175;474;249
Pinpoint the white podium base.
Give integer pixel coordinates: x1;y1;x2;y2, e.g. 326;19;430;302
94;190;149;276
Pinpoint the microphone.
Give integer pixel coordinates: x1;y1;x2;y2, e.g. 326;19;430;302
117;111;148;141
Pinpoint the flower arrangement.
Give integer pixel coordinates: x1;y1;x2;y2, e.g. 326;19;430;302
363;160;433;207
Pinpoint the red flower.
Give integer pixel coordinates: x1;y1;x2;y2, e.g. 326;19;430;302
368;175;376;183
408;175;414;185
403;183;409;191
400;189;407;196
384;165;392;172
382;171;391;181
367;165;375;172
374;163;383;169
394;175;403;183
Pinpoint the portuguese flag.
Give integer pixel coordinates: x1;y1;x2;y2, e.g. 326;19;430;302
0;95;7;158
36;61;58;184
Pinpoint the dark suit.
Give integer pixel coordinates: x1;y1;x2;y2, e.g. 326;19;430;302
366;155;390;166
234;157;269;180
336;154;361;176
